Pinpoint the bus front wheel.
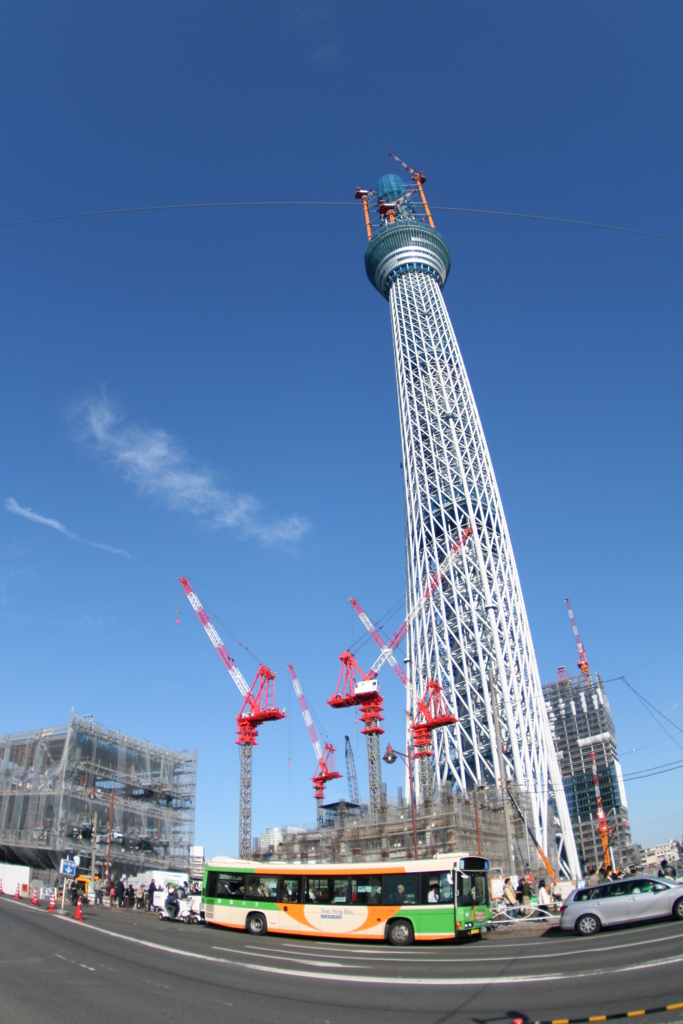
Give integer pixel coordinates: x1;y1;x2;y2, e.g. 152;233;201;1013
387;919;414;946
246;913;267;936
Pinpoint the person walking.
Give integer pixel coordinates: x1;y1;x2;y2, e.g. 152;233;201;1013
537;879;550;908
115;877;125;908
147;878;157;912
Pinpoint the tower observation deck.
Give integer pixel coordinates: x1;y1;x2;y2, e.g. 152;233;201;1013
356;165;580;878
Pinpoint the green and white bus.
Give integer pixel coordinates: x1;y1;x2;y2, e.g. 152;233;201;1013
202;854;491;945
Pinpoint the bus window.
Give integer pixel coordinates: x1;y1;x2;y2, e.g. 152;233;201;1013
332;878;350;904
457;871;488;906
383;873;419;906
280;878;301;903
245;875;279;901
420;871;454;904
350;876;381;905
306;878;331;903
208;872;245;899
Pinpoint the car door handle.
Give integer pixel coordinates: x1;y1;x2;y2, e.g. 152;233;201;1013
628;897;637;901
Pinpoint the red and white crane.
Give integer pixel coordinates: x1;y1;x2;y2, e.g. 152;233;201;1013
350;527;473;684
388;151;435;228
179;577;284;859
330;528;472;816
287;664;341;827
348;598;408;688
565;597;592;684
590;752;612;871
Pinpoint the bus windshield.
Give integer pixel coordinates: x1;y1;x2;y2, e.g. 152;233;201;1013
457;871;488;906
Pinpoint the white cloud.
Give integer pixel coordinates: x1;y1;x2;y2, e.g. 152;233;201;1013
73;396;310;546
5;497;130;557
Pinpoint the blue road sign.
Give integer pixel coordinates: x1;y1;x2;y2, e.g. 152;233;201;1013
59;859;76;877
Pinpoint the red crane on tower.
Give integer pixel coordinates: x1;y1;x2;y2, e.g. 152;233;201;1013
565;597;592;684
287;664;341;827
179;577;284;859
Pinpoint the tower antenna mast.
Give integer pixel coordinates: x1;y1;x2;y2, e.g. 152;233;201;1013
352;158;581;876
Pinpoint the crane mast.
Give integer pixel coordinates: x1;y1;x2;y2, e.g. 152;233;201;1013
344;735;360;808
179;577;284;858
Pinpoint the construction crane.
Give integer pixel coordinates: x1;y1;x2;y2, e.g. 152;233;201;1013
565;597;592;684
348;598;408;687
287;664;341;828
388;152;435;228
344;735;360;808
590;752;612;871
353;527;473;683
410;679;457;803
179;577;284;859
330;529;473;817
328;650;385;817
505;784;559;883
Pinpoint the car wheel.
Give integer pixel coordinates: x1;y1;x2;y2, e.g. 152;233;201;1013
673;898;683;921
387;919;414;946
246;912;267;936
157;912;164;920
576;914;601;936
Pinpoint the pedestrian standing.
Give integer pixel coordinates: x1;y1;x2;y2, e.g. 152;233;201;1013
503;877;517;915
147;878;157;912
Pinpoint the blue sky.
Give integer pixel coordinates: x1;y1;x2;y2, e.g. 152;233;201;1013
1;2;681;856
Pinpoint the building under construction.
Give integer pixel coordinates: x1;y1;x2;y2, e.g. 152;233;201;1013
543;672;633;871
256;784;559;881
0;713;197;878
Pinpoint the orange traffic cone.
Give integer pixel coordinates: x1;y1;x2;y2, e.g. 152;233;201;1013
74;896;84;921
31;887;38;905
48;889;56;912
14;883;21;901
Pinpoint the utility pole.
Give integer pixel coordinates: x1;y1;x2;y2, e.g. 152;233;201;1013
90;811;98;888
488;667;515;875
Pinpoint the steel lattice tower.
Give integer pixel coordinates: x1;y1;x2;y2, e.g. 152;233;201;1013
358;168;581;877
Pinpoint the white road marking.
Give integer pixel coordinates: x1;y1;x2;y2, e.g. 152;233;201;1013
213;946;361;968
33;914;683;987
277;929;683;964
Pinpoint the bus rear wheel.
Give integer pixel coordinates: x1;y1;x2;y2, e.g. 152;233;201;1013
246;912;267;936
387;919;414;946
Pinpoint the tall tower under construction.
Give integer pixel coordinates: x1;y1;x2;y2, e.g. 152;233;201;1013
357;160;581;877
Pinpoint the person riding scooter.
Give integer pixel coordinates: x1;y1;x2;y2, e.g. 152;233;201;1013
164;885;181;922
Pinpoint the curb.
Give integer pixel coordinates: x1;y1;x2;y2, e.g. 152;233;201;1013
525;1003;683;1024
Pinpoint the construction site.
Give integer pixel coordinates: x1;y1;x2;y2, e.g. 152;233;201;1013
168;165;633;882
0;713;197;879
2;163;632;888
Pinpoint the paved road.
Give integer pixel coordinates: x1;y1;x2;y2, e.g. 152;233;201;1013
1;896;682;1024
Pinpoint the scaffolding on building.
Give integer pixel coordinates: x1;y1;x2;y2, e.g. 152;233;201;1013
0;713;197;877
255;784;558;880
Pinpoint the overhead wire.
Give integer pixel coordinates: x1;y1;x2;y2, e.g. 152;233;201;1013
1;199;681;243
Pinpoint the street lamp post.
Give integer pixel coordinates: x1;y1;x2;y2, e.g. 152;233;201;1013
383;744;419;860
